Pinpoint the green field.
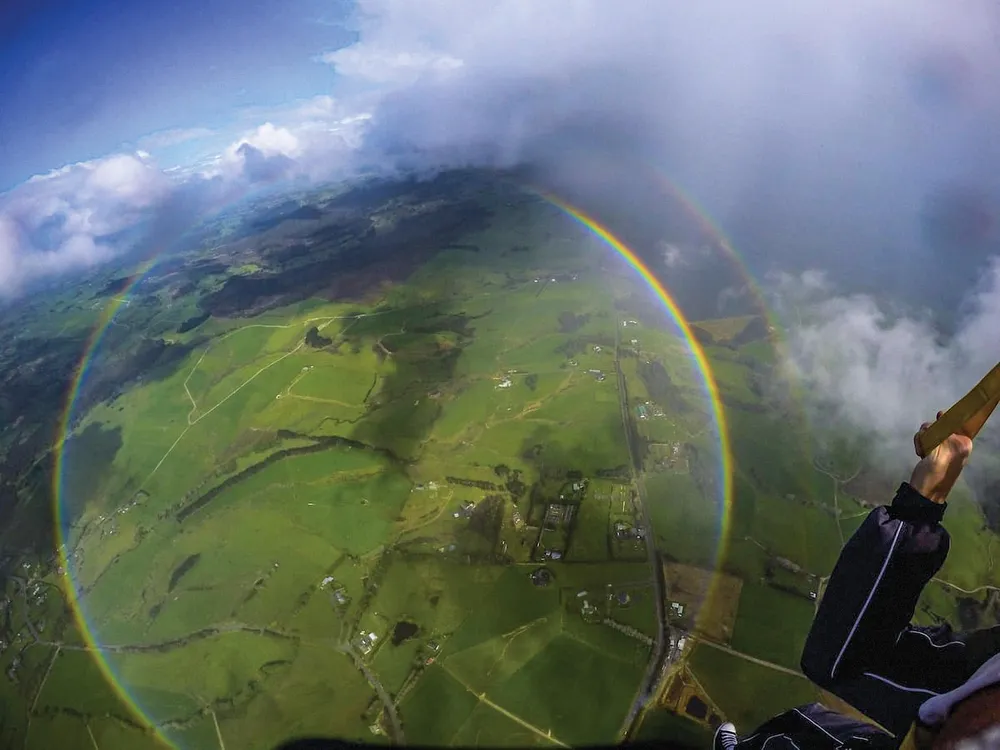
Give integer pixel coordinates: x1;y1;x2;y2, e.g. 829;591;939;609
3;175;996;748
489;635;642;745
645;471;719;567
689;644;821;730
730;582;815;669
400;665;481;745
51;195;663;746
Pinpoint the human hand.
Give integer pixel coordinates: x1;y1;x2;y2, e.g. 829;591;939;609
910;412;974;504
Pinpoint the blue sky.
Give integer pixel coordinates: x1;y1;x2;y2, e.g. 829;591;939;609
0;0;355;189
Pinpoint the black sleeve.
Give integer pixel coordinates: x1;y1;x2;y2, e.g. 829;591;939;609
801;482;950;685
796;483;1000;737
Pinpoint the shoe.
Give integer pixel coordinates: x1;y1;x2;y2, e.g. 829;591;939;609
713;721;738;750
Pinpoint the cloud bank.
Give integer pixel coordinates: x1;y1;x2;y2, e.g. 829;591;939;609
2;1;999;467
0;100;366;295
6;0;1000;297
321;0;1000;464
341;1;1000;197
773;263;1000;468
0;153;169;292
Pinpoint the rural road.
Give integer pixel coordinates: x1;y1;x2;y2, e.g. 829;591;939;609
340;642;405;745
614;321;669;739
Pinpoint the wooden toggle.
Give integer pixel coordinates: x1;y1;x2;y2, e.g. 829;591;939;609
916;362;1000;457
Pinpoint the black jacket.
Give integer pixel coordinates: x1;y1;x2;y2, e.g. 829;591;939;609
733;483;1000;749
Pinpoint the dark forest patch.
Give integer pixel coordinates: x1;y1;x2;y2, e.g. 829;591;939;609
556;334;614;359
0;335;97;551
272;218;373;266
274;243;313;263
309;218;374;247
446;477;497;491
692;327;715;347
190;261;229;276
60;423;123;519
0;335;86;474
176;433;401;522
558;312;590;334
173;281;198;298
177;312;211;334
407;313;480;338
305;326;333;348
199;201;491;317
326;178;419;211
67;337;203;435
345;305;478;460
637;360;688;415
94;275;136;298
731;316;769;347
168;554;202;592
251;203;324;232
467;495;504;545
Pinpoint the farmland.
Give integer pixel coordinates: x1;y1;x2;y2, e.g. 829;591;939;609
1;171;998;748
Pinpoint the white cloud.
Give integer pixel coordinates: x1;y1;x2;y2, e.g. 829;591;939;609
243;122;301;157
661;242;686;269
776;261;1000;466
0;83;380;294
224;122;301;162
0;94;379;296
86;153;166;204
203;108;371;183
6;0;1000;310
325;0;1000;293
0;152;199;295
716;284;753;316
658;240;715;270
204;123;303;184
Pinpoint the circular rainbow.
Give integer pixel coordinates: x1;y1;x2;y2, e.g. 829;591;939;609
539;194;734;574
650;169;782;333
52;186;738;745
52;262;175;747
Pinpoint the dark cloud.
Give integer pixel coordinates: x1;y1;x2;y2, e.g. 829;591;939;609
238;142;296;183
329;1;1000;302
317;0;1000;462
